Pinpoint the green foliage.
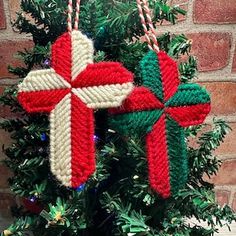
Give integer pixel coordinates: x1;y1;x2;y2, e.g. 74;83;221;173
0;0;235;236
8;43;51;78
0;216;36;236
179;56;198;83
40;198;72;227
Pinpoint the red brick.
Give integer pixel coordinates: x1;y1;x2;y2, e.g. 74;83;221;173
193;0;236;24
9;0;33;25
209;160;236;185
232;193;236;212
215;123;236;156
0;164;12;188
0;193;15;217
0;0;6;29
0;39;33;78
215;190;230;206
232;45;236;73
188;33;231;71
199;82;236;116
9;0;20;22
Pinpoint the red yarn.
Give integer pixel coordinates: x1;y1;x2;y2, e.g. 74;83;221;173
71;94;95;187
109;50;211;198
166;103;211;127
146;114;171;198
72;62;133;88
18;31;134;189
18;89;70;113
52;32;72;83
158;51;179;102
109;87;163;114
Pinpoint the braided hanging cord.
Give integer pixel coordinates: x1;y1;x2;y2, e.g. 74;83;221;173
18;0;135;189
108;0;211;199
74;0;81;30
136;0;160;53
67;0;73;33
67;0;81;32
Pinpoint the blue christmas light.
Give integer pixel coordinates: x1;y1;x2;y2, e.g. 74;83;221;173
29;196;37;202
40;133;47;141
43;58;51;67
94;135;99;142
76;184;85;192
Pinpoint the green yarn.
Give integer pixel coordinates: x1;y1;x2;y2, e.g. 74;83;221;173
140;51;163;102
166;117;188;195
165;83;210;107
109;110;163;135
109;50;210;198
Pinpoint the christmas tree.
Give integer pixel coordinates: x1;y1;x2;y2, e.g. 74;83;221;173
0;0;235;235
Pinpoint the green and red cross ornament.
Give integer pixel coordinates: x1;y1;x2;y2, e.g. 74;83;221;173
110;50;211;198
17;30;134;188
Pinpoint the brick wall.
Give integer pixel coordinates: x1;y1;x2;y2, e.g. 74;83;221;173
159;0;236;210
0;0;236;227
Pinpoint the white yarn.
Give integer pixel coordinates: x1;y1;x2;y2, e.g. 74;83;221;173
71;30;94;81
50;93;72;186
18;69;71;92
18;30;134;188
72;82;134;109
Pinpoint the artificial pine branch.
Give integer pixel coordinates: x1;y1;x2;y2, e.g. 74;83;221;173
0;1;235;235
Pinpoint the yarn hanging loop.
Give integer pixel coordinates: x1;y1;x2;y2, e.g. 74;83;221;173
67;0;81;33
136;0;160;53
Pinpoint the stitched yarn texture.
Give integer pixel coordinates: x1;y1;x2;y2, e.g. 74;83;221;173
109;50;211;198
18;30;134;188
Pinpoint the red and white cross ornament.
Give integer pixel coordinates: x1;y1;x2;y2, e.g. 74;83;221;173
18;30;134;188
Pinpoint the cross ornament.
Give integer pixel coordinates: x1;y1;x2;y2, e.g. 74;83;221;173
110;50;211;198
18;30;134;188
